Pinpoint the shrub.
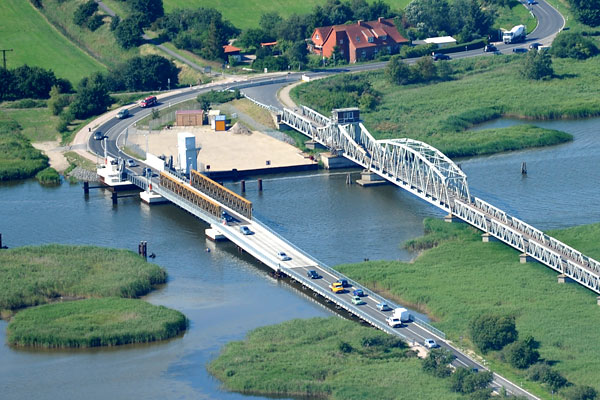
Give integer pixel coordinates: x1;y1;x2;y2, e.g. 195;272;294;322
114;17;144;49
552;32;599;60
502;336;539;369
449;368;493;395
338;341;353;353
196;90;240;105
110;15;120;31
422;348;455;377
87;14;104;32
35;167;61;184
527;363;568;392
469;314;517;353
73;0;98;27
520;50;553;80
561;385;598;400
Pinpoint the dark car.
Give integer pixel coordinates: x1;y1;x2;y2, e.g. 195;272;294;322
143;167;153;177
307;270;321;279
221;211;234;223
432;53;451;61
353;289;365;297
529;42;542;50
93;131;104;140
483;44;497;53
513;48;528;53
337;279;349;287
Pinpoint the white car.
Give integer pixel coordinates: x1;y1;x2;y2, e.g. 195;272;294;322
386;317;402;328
424;339;439;349
276;251;291;261
126;159;137;167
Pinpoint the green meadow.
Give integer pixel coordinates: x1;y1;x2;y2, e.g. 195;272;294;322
336;219;600;392
0;0;105;82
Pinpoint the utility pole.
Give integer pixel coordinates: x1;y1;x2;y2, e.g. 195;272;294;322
0;49;13;69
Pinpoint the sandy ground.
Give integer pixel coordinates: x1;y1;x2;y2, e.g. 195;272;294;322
128;125;316;172
32;141;70;172
277;81;302;109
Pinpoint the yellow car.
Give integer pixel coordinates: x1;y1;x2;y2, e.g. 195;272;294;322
330;282;344;293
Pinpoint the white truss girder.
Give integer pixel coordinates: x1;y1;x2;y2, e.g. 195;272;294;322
280;106;600;295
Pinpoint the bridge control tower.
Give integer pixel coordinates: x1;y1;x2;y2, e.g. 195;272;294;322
332;108;362;145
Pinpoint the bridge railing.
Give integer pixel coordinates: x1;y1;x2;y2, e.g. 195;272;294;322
254;216;446;339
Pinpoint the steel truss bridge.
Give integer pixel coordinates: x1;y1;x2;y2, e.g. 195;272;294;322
281;105;600;295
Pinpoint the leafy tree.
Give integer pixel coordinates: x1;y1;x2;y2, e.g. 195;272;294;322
450;368;494;395
108;55;179;91
87;14;104;32
128;0;164;26
422;348;455;377
278;14;310;42
469;314;517;353
48;85;71;116
562;385;598;400
202;21;227;61
551;32;599;60
69;74;112;119
386;55;412;84
567;0;600;27
237;28;272;49
520;50;553;80
325;0;353;25
453;0;494;41
503;336;539;368
414;56;437;81
404;0;453;37
260;12;283;34
114;17;144;49
73;0;98;27
284;40;308;65
110;15;121;31
0;65;71;100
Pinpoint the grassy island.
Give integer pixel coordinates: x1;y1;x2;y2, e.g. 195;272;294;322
7;297;186;348
0;244;166;313
290;56;600;158
209;317;466;400
0;245;185;348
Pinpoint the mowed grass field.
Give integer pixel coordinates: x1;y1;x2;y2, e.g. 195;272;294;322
163;0;413;30
0;0;105;83
337;219;600;393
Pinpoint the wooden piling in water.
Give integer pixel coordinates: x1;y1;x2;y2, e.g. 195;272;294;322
83;181;89;194
258;179;263;191
521;162;527;175
241;180;245;192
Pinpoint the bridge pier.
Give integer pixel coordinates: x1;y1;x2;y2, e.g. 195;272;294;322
356;170;388;187
482;233;499;243
557;274;575;284
520;253;535;263
444;213;462;223
597;297;600;306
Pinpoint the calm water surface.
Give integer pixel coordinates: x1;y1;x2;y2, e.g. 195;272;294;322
0;117;598;399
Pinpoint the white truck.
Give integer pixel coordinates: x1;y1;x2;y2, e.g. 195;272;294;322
503;25;526;44
393;307;411;322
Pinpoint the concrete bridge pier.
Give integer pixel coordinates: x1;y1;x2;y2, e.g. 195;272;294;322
557;274;575;284
444;213;462;223
519;253;534;263
482;233;499;242
356;170;388;187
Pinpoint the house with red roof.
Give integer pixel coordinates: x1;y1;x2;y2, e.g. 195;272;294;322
311;18;409;63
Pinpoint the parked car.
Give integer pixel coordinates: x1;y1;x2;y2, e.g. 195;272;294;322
337;279;349;287
330;282;344;293
351;295;365;305
276;251;291;261
221;211;234;223
377;302;392;311
116;109;130;119
424;339;440;349
126;159;137;167
512;48;528;53
529;42;541;50
307;270;321;279
386;316;402;328
432;53;451;61
239;226;254;235
483;44;497;52
93;131;104;140
352;289;365;297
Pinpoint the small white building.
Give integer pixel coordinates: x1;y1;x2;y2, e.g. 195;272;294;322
423;36;457;48
177;132;197;174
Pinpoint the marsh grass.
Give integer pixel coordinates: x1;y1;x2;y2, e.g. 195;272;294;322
0;118;49;181
336;219;600;391
7;297;186;348
0;244;166;312
292;56;600;157
208;317;466;400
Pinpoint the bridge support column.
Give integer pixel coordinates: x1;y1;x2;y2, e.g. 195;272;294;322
557;274;574;284
356;170;387;187
520;253;534;263
481;233;499;243
597;296;600;306
444;213;462;223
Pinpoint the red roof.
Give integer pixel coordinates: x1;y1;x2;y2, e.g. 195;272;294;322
176;110;203;115
260;41;278;47
312;18;408;50
223;45;241;53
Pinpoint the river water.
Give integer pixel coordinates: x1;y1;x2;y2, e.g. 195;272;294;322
0;117;598;399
